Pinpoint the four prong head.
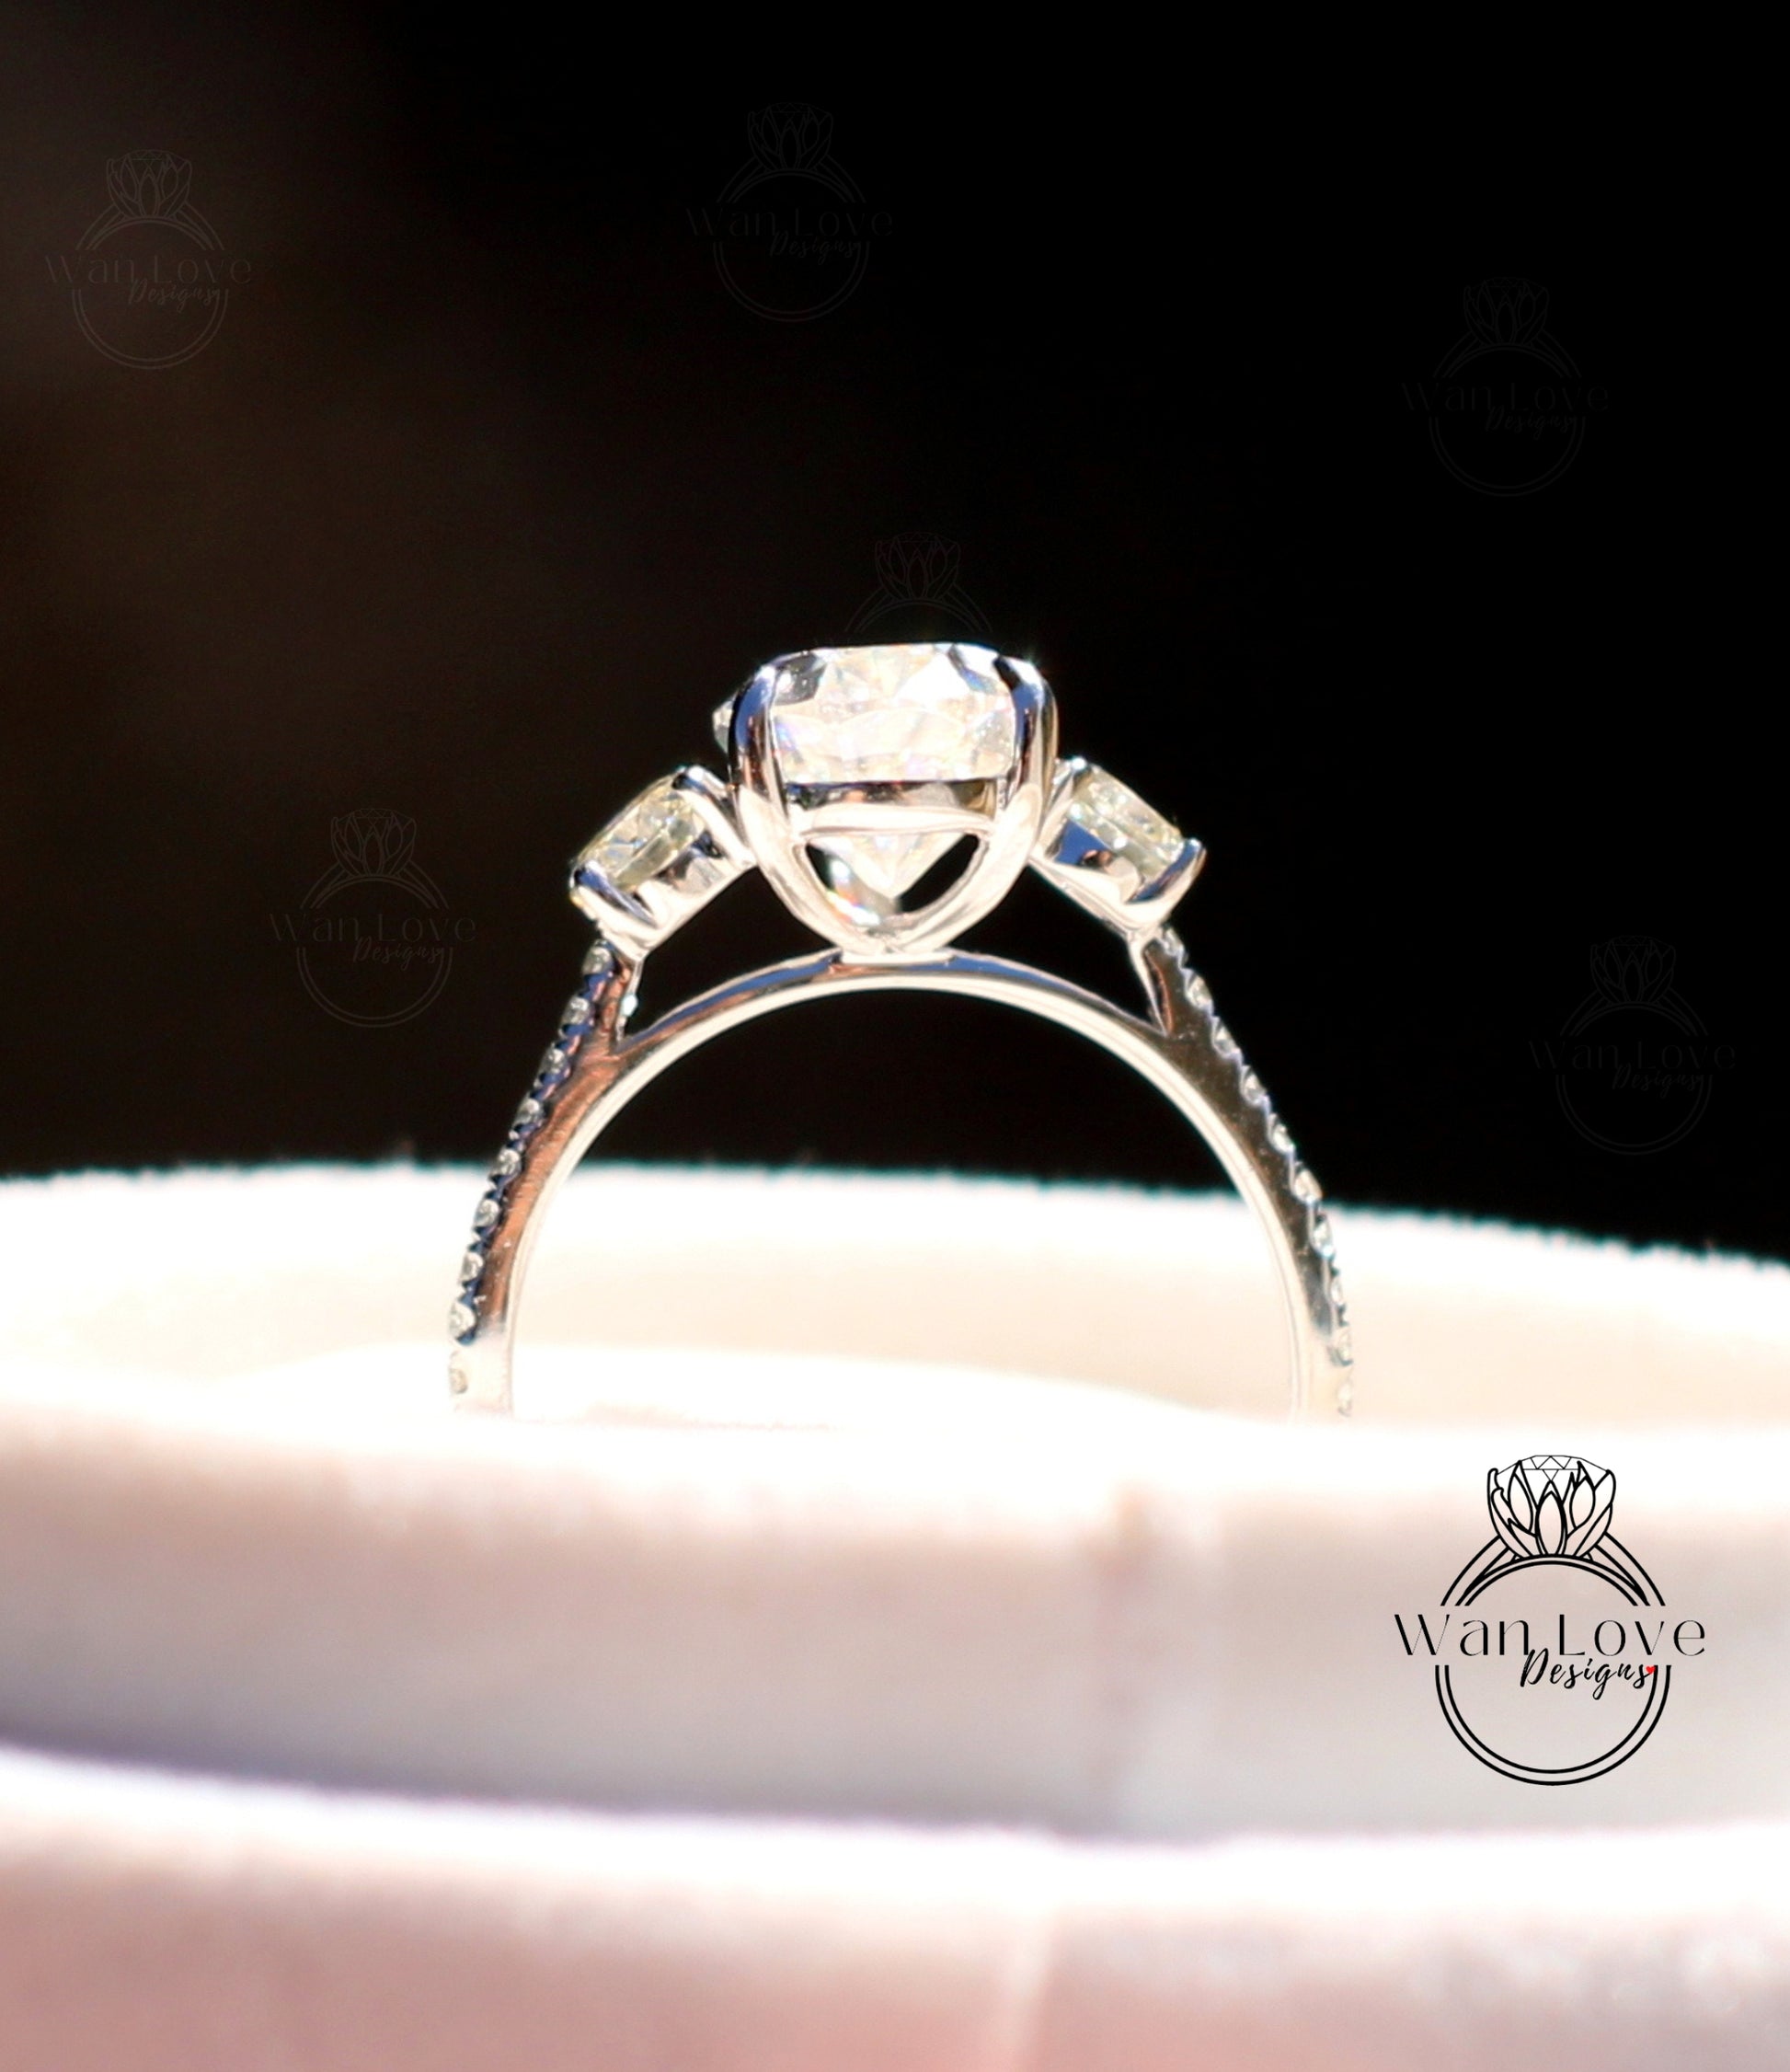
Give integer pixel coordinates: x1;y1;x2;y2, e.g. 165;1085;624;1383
728;643;1056;958
581;657;1203;961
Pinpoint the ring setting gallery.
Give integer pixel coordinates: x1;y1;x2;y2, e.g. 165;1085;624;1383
447;643;1352;1418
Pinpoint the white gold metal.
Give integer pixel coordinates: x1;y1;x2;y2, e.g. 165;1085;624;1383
451;643;1353;1420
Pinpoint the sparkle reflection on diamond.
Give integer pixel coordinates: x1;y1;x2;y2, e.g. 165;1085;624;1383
771;645;1015;786
768;646;1017;905
584;777;706;895
1053;764;1185;899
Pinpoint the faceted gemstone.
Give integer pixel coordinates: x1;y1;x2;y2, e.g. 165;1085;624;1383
770;645;1016;785
1054;764;1185;898
811;829;960;903
448;1299;476;1340
766;646;1015;905
583;777;706;894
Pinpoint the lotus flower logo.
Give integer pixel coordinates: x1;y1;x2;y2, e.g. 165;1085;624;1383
1487;1455;1615;1560
703;106;876;323
1401;1455;1695;1786
875;533;963;602
105;150;193;220
330;808;419;880
1417;275;1587;496
61;149;234;369
1546;934;1719;1155
1589;934;1675;1007
1462;276;1550;348
746;103;835;174
847;534;992;637
284;808;460;1027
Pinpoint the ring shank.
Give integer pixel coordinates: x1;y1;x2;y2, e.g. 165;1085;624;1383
451;934;1352;1420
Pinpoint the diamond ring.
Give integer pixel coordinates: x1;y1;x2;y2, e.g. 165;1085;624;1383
449;644;1352;1417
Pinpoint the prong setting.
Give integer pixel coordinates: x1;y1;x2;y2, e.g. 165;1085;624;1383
568;765;750;958
731;644;1055;958
1033;756;1205;943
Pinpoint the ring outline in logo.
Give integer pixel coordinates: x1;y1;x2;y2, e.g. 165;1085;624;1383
709;109;871;324
1554;985;1713;1157
1428;281;1585;498
294;853;454;1029
1436;1544;1670;1785
71;157;230;371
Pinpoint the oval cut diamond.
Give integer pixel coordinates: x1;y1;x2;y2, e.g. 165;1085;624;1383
770;645;1017;786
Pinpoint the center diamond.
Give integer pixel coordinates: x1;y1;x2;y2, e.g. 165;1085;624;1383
769;644;1017;902
771;645;1017;785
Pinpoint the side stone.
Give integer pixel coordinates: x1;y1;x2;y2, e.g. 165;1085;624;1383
1050;763;1186;901
579;777;706;895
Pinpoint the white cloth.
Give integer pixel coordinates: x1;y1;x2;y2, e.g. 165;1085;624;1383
2;1165;1787;2068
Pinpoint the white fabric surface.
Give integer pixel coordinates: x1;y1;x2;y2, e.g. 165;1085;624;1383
2;1164;1788;2068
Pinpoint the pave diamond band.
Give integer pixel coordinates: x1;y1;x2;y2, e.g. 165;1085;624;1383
451;643;1352;1419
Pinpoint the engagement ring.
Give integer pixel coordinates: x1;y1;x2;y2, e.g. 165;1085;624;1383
449;644;1352;1417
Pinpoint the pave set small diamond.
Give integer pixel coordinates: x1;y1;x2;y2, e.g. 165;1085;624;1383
1152;929;1353;1400
449;943;613;1345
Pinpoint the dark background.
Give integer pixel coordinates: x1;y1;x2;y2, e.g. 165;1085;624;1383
1;15;1772;1255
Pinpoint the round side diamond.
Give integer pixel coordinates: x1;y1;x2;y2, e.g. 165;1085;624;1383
582;777;706;895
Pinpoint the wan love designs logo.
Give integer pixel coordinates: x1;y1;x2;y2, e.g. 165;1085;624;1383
1396;1457;1704;1785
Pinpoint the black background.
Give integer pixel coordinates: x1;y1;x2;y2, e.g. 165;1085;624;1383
1;17;1773;1256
